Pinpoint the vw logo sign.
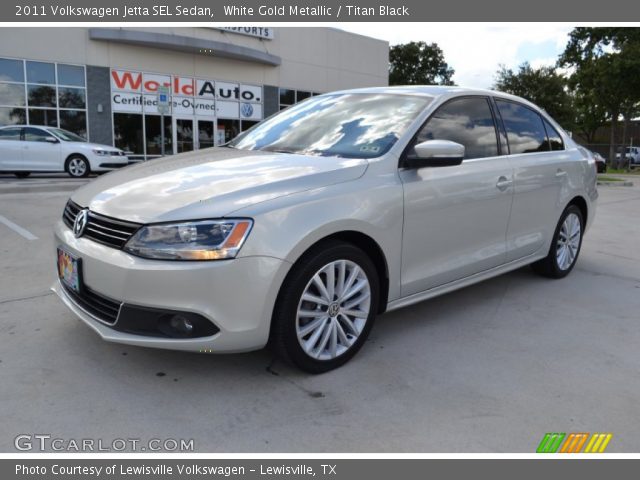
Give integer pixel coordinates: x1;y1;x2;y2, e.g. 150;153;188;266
73;209;89;238
240;103;254;118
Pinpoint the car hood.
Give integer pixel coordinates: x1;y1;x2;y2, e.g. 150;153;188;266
71;148;368;223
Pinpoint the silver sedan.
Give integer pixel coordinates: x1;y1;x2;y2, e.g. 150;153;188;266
53;86;598;372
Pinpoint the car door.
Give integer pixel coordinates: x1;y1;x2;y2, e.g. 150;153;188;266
399;96;514;296
0;127;24;170
22;126;62;171
494;99;569;262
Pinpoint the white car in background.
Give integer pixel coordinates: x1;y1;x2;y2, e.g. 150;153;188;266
0;125;129;178
615;146;640;165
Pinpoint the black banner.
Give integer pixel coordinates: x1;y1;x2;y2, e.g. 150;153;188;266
5;0;640;22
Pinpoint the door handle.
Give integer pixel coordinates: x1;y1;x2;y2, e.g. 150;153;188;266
555;169;567;178
496;176;512;191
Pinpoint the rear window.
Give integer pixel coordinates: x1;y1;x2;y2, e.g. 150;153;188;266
0;128;21;140
542;118;564;151
496;100;550;155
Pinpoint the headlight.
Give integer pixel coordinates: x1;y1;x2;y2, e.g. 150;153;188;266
93;149;110;156
124;219;253;260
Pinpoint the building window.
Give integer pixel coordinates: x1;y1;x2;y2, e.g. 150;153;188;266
114;113;144;155
28;85;56;107
296;91;311;101
279;88;296;108
0;83;25;106
28;109;57;127
60;110;87;138
0;58;88;137
58;87;86;109
0;58;24;82
144;114;173;157
26;61;55;85
241;120;258;132
279;88;318;110
217;119;240;144
0;107;25;125
57;64;85;87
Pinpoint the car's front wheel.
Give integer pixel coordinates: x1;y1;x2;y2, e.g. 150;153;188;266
532;204;584;278
65;155;90;178
271;240;379;373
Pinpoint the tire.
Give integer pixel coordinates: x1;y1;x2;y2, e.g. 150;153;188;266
271;240;380;373
65;155;90;178
531;204;584;279
14;172;31;178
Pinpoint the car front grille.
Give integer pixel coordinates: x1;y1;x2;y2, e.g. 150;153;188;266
61;282;122;325
62;200;141;249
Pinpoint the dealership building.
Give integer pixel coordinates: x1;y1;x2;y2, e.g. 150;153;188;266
0;27;388;160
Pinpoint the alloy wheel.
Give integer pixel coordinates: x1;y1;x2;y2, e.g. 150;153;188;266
556;212;581;271
68;158;87;177
295;259;371;361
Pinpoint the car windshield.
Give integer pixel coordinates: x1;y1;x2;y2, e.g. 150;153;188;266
228;93;432;159
47;128;87;142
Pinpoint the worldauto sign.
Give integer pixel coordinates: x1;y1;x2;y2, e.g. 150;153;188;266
110;69;263;120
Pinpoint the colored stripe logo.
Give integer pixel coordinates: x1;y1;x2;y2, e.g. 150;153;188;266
537;433;612;453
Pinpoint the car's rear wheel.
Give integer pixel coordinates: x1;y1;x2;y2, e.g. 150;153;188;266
65;155;90;178
271;240;379;373
532;204;584;279
14;172;31;178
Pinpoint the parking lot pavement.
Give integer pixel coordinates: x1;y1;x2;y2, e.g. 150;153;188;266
0;174;91;195
1;178;639;453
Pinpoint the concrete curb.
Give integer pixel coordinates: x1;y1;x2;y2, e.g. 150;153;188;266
597;180;634;187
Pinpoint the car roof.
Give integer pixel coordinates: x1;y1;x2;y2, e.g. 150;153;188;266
325;85;540;107
0;125;48;129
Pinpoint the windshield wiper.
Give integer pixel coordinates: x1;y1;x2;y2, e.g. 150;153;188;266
262;148;299;154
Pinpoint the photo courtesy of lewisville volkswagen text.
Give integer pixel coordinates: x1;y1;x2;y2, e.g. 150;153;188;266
0;0;639;475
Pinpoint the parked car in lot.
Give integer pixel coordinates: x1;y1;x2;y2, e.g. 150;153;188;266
53;86;598;372
615;146;640;165
593;151;607;173
0;125;129;178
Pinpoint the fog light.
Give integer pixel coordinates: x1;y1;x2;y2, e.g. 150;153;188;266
169;315;194;335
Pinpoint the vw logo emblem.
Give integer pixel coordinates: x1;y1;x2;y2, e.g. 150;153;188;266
328;303;340;317
240;103;254;118
73;209;89;238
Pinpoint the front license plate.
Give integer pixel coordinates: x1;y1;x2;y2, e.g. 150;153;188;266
57;248;82;293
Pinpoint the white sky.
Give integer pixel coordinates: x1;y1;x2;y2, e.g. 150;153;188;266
338;23;572;88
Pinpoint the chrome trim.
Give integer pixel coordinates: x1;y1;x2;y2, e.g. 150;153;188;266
58;280;123;327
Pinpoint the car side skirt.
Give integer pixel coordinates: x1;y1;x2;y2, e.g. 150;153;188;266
387;251;546;312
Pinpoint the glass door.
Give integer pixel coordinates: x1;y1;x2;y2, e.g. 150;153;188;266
197;120;215;150
173;117;194;154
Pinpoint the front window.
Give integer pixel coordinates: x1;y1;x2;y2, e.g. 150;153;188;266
47;127;87;142
24;127;53;142
229;93;432;159
413;97;499;160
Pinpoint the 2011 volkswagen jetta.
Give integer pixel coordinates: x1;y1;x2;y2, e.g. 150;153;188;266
53;86;598;372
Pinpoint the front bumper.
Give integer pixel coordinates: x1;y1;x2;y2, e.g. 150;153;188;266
90;155;129;172
53;220;290;353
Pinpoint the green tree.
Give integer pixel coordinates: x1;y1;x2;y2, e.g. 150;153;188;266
493;62;574;129
571;87;608;144
559;27;640;167
389;41;455;86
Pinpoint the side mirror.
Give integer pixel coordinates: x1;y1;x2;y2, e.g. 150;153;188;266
403;139;465;169
45;137;59;144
